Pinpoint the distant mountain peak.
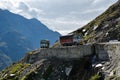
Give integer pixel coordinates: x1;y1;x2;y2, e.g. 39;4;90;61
29;18;41;23
0;9;61;70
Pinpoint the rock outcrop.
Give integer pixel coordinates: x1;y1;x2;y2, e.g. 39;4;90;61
0;55;95;80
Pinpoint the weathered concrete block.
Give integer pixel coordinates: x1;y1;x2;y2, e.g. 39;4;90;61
37;45;93;59
95;42;120;61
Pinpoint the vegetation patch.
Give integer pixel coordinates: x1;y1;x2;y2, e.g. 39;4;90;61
89;74;101;80
116;76;120;80
0;63;30;80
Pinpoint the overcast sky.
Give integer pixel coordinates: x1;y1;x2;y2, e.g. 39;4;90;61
0;0;118;35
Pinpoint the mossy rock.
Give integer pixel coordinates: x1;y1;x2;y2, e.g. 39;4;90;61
0;63;30;80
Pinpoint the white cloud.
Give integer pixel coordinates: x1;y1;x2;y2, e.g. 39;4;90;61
17;2;45;19
0;0;118;35
40;17;90;35
92;0;105;4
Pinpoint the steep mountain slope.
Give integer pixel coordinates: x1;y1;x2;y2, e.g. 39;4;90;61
73;0;120;43
0;9;60;69
1;1;120;79
0;31;32;61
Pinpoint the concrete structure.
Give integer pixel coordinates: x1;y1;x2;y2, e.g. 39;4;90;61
95;42;120;60
95;42;120;78
27;45;94;63
39;45;93;59
23;42;120;78
25;42;120;64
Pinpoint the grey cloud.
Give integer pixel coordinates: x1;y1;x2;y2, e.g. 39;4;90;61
27;0;117;19
19;0;118;34
92;0;117;8
0;0;118;34
27;0;94;17
17;2;44;18
18;2;29;11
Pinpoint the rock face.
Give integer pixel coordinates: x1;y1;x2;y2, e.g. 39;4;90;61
95;43;120;80
0;57;94;80
0;9;60;69
73;0;120;43
72;0;120;78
